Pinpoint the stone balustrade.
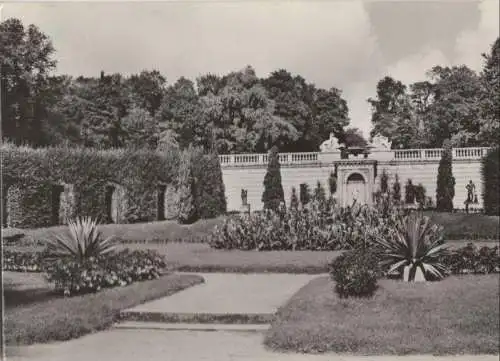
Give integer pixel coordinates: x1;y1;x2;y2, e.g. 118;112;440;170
219;147;493;167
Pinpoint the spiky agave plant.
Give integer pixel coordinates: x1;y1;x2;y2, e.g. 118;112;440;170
374;211;449;281
45;217;117;263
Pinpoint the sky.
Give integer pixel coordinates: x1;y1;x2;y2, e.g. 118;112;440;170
2;0;499;137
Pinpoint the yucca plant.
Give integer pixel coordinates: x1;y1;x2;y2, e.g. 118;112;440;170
374;211;449;282
44;217;118;263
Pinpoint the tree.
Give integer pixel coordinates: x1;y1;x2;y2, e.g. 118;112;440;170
262;69;349;152
262;146;284;211
156;77;201;150
481;147;499;215
392;174;402;202
415;183;427;209
380;169;389;194
121;106;159;149
341;127;368;148
424;65;483;147
196;67;300;154
328;172;337;196
299;183;311;208
436;140;455;211
177;149;197;224
194;152;227;219
404;179;415;204
290;187;299;210
126;70;167;116
478;37;500;146
313;181;326;205
368;76;418;149
1;18;57;146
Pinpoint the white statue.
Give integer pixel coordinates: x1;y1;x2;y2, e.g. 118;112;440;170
370;135;391;150
320;133;340;152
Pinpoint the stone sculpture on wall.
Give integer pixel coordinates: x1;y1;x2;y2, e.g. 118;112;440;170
370;135;391;150
320;133;340;153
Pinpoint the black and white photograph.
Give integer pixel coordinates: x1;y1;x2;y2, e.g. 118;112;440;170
1;1;499;360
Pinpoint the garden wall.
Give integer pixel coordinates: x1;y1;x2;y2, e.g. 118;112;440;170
2;144;180;228
221;151;486;212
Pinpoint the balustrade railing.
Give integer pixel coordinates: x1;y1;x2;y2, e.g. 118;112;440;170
219;147;492;166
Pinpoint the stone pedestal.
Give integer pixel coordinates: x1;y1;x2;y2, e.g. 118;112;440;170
240;204;251;214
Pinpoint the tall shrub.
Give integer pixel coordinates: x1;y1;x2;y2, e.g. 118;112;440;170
177;149;197;224
194;152;227;218
415;183;426;208
262;146;284;211
392;174;401;203
290;187;299;210
405;179;415;204
482;147;500;215
380;169;389;194
313;181;326;204
299;183;311;207
328;172;337;196
436;140;455;212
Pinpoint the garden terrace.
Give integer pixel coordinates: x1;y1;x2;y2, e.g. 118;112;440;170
218;146;493;212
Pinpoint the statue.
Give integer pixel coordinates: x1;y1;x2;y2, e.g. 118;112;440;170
320;133;340;152
465;180;477;213
370;135;391;150
241;189;248;206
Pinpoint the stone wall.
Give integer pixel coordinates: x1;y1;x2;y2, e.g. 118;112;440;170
220;147;489;212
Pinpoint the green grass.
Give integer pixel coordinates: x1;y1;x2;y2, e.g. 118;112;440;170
4;272;204;345
128;243;340;274
265;275;500;355
425;211;499;240
2;217;225;245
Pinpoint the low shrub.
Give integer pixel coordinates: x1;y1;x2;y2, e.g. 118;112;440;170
329;249;381;298
3;249;167;296
3;249;51;272
208;204;396;251
45;249;167;296
441;243;500;275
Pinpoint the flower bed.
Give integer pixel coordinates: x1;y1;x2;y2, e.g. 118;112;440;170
3;249;167;296
208;203;399;251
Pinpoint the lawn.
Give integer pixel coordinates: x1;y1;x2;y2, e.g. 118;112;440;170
264;275;500;355
2;216;225;245
425;211;499;241
2;211;499;247
4;272;204;345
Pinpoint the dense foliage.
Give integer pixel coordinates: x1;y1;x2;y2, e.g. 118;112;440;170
329;249;381;298
481;147;500;215
1;18;351;153
262;146;285;212
2;143;225;228
2;144;180;228
177;148;198;224
3;248;167;296
369;37;500;149
436;141;455;211
208;203;399;251
193;151;227;219
442;243;500;275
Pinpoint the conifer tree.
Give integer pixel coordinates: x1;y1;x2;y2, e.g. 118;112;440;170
262;146;284;211
436;140;455;211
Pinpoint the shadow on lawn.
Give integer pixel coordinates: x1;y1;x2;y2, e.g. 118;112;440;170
4;288;60;308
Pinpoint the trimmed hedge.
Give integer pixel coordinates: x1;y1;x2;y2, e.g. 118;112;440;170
2;144;180;228
481;147;499;216
2;143;224;228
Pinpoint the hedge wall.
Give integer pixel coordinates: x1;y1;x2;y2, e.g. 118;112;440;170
481;147;500;216
2;144;181;228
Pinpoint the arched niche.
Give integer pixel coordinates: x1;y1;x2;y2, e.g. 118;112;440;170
157;184;167;221
104;183;127;224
